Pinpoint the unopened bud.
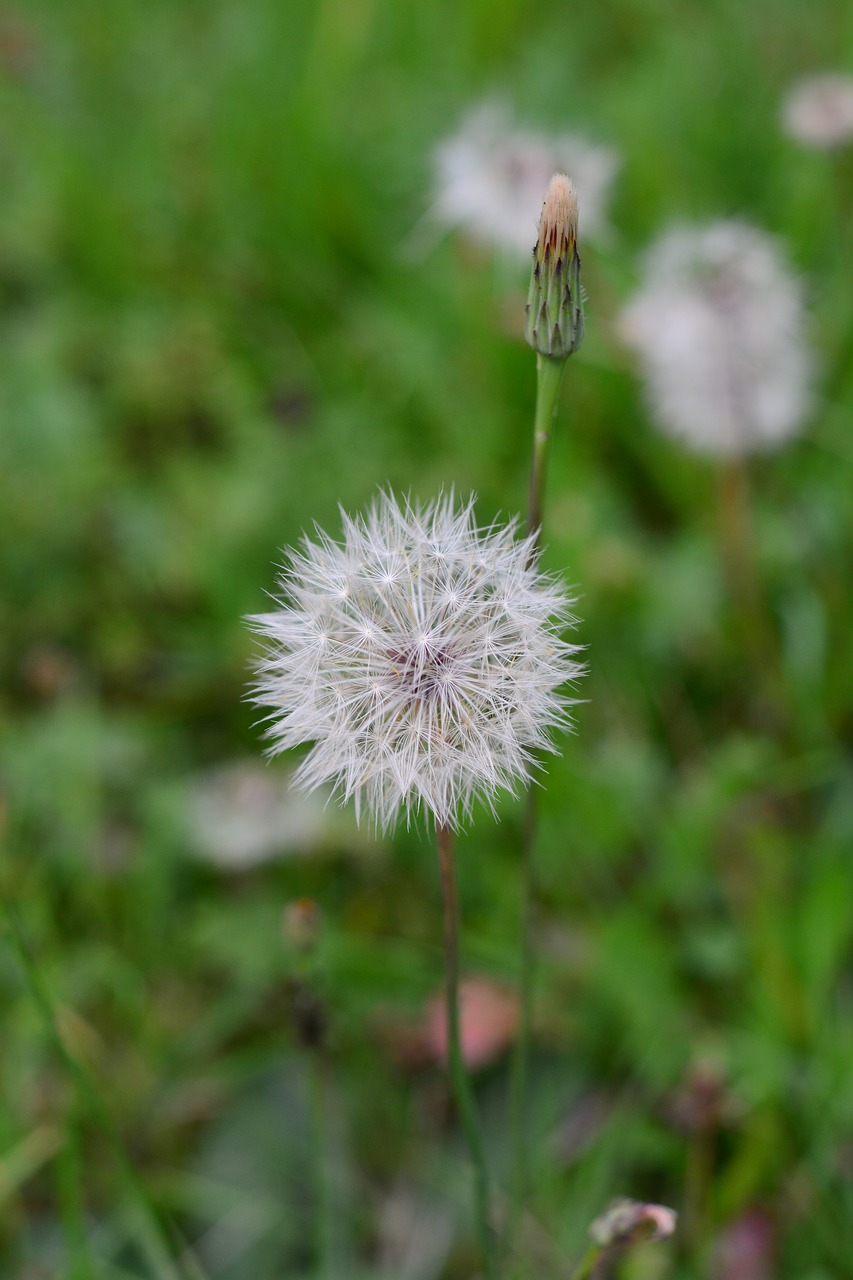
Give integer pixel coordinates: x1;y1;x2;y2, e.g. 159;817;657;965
282;897;321;953
589;1199;677;1249
524;173;584;359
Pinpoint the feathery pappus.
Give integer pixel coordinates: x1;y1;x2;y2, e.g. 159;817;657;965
249;492;582;832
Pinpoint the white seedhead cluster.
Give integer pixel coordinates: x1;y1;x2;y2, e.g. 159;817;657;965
250;492;581;832
619;220;812;456
433;100;619;255
781;73;853;149
185;761;331;870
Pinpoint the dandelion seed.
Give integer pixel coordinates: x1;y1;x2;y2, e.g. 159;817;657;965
431;100;619;255
618;221;812;456
249;492;581;832
781;72;853;149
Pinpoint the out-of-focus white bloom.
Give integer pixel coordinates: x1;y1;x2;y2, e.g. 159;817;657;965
781;73;853;148
432;100;619;254
618;221;812;456
249;492;580;832
186;760;330;869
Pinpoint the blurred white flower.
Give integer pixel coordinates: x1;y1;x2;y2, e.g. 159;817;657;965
186;760;330;869
432;100;619;254
249;492;580;832
618;221;812;456
781;72;853;148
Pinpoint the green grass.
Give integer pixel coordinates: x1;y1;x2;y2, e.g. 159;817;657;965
2;0;853;1275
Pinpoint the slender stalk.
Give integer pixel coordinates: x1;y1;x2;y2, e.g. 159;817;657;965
0;895;189;1280
682;1126;714;1258
527;355;569;557
715;457;784;727
308;1054;337;1279
568;1243;604;1280
287;906;341;1277
825;152;853;402
506;788;536;1267
56;1106;96;1280
506;352;568;1268
436;824;496;1280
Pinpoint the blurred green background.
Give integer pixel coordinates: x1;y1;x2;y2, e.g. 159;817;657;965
2;0;853;1276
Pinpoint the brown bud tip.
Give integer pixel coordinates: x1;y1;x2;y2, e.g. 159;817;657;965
536;173;577;262
525;173;584;358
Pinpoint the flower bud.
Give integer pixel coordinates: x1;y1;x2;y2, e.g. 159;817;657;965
589;1199;677;1248
282;897;321;953
524;173;584;359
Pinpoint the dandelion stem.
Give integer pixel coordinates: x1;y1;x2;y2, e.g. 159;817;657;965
715;457;784;727
567;1242;604;1280
309;1053;338;1279
507;787;537;1266
436;824;496;1280
528;355;569;556
507;351;567;1268
0;894;190;1280
682;1124;714;1257
56;1104;96;1280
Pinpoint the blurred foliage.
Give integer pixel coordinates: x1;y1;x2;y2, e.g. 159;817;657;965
1;0;853;1276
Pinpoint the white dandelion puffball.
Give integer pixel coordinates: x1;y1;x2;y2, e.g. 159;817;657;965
186;760;332;869
781;73;853;148
249;492;581;832
618;221;812;456
433;100;619;254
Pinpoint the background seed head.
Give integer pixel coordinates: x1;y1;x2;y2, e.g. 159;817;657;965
618;220;812;456
781;72;853;149
432;99;619;254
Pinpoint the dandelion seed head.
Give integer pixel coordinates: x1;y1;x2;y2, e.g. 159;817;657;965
618;221;812;456
781;72;853;148
249;492;582;832
432;100;619;255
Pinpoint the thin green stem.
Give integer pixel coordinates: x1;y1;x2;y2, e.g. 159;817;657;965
0;895;189;1280
436;824;496;1280
56;1105;96;1280
506;789;536;1269
308;1051;340;1279
506;352;568;1271
715;457;785;730
527;354;569;559
568;1242;603;1280
682;1126;714;1259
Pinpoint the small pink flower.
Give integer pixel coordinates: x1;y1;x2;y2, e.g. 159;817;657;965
425;977;520;1070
